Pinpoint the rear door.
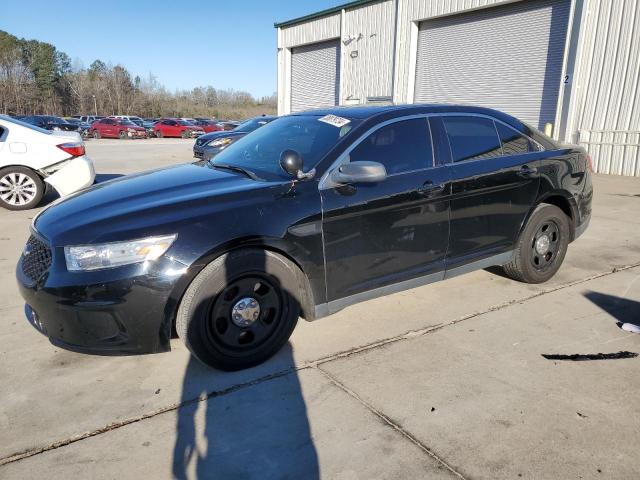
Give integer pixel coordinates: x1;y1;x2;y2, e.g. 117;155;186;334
434;115;541;269
321;116;451;306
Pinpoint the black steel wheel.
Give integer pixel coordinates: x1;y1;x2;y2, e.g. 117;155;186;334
176;249;302;370
530;220;561;272
206;275;283;354
503;204;570;284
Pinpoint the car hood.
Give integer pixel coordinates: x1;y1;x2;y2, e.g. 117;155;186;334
197;130;245;144
34;163;272;246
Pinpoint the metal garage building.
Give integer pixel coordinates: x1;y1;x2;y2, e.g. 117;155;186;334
275;0;640;176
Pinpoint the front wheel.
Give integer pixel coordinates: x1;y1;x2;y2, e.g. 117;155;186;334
502;204;570;283
0;167;45;210
93;130;101;139
176;249;301;370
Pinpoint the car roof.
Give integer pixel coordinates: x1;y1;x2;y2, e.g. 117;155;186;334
289;103;519;122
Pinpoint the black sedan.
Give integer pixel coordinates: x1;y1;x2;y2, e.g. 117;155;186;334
193;115;277;160
18;115;80;132
17;104;592;371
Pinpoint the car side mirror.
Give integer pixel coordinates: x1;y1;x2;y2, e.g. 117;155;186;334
280;149;303;177
330;161;387;184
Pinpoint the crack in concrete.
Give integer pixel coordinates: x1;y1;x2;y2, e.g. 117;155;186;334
2;262;639;468
316;366;469;480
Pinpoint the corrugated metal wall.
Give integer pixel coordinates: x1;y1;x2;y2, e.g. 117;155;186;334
341;0;396;102
566;0;640;176
279;13;341;48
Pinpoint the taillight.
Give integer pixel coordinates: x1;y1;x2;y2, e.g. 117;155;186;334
56;142;85;157
586;154;594;172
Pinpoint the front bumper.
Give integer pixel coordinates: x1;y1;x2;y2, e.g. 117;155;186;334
16;248;188;355
44;155;95;197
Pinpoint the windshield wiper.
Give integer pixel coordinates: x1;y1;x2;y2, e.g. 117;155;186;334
210;163;260;181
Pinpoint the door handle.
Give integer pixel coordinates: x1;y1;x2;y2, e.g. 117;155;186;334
518;165;538;177
417;181;446;196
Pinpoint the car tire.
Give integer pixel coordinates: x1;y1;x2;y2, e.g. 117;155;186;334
176;249;301;370
0;167;45;211
181;131;189;139
156;130;163;138
502;204;570;284
119;130;127;140
93;130;101;139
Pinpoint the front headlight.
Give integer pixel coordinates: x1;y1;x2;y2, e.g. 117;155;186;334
210;138;232;147
64;235;177;272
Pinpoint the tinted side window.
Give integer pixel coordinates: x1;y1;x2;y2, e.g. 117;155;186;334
349;118;433;175
442;116;502;162
0;126;5;140
496;122;535;155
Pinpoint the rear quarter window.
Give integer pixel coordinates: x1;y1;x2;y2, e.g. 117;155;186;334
496;122;538;155
442;116;502;162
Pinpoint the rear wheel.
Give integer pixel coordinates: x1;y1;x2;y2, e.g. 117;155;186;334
155;130;163;138
502;204;570;283
0;167;44;210
176;249;301;370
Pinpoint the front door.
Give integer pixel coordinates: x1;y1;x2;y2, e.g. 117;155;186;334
434;115;541;269
321;117;451;306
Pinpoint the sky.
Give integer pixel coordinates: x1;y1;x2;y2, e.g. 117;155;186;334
0;0;346;98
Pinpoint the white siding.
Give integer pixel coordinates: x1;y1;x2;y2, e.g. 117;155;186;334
566;0;640;176
279;13;341;48
341;0;397;103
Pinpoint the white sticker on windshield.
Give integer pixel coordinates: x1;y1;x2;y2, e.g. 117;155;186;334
318;114;351;128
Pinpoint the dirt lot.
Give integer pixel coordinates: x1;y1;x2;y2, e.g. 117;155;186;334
1;138;639;479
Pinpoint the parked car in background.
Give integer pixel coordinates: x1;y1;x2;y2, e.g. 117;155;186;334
89;118;147;139
142;119;157;137
19;115;79;132
15;104;592;370
153;118;204;138
0;115;95;210
191;119;223;133
111;115;145;127
193;115;277;159
64;118;91;137
79;115;105;124
218;121;239;131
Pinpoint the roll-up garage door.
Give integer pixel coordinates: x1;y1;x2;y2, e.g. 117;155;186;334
291;39;340;112
414;0;570;130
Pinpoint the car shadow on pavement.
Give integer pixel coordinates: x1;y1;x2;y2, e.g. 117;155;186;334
584;291;640;330
172;348;319;479
172;248;319;479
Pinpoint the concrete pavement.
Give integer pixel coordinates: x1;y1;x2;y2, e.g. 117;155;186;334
1;140;639;479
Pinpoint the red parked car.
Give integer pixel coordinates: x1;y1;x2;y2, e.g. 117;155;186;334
153;119;205;138
191;119;223;133
90;118;147;139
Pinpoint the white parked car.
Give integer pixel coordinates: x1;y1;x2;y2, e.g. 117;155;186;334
0;115;95;210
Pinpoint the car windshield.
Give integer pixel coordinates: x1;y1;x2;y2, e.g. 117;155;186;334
235;117;274;132
209;115;358;180
1;115;52;135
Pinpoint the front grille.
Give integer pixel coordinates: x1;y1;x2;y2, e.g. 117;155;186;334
21;235;52;282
